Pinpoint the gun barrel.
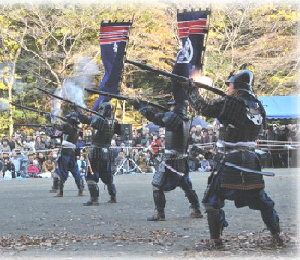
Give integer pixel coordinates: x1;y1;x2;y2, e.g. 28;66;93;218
37;87;100;116
85;88;128;101
12;102;68;122
14;124;52;127
125;59;188;82
125;59;226;96
85;88;169;112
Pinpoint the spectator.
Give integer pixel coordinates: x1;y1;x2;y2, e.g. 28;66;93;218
199;155;211;172
37;152;46;172
77;155;87;177
0;139;11;154
10;150;23;177
201;128;210;144
41;152;56;177
189;125;197;144
76;136;86;148
150;134;162;171
189;146;201;171
159;134;165;148
141;133;151;147
8;135;16;150
158;126;165;137
150;134;161;155
2;153;16;178
14;134;23;150
35;136;46;153
207;125;218;144
44;136;52;149
192;125;202;144
133;132;142;147
115;135;125;146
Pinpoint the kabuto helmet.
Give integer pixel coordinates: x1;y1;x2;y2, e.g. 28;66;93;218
225;70;255;95
98;102;114;119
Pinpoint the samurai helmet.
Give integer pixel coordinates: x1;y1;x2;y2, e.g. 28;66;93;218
226;70;255;95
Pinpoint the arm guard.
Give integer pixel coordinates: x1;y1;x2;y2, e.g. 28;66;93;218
188;86;225;118
78;113;92;125
162;112;183;131
139;107;165;127
90;116;105;131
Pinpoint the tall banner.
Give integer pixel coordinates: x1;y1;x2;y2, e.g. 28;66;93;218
93;21;132;111
172;9;210;103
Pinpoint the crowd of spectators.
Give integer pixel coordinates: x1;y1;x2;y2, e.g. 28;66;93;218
0;122;299;179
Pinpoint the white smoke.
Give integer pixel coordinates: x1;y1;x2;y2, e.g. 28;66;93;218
62;57;100;108
0;100;9;112
51;57;100;118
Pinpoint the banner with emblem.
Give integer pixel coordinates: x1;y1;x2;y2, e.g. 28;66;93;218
172;9;210;103
177;9;210;72
92;21;132;111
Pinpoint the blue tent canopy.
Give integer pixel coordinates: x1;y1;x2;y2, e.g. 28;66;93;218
258;95;299;120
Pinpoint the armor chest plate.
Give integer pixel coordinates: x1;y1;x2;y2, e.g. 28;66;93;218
165;120;189;153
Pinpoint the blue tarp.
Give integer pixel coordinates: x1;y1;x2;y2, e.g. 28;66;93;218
258;95;299;119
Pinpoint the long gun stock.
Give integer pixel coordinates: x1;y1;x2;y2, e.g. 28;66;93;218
125;59;226;97
85;88;169;112
36;87;101;116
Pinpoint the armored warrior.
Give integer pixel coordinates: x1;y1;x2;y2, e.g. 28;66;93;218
133;62;203;221
185;70;283;247
54;112;85;197
78;102;118;206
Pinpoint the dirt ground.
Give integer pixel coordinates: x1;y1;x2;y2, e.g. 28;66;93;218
0;168;299;259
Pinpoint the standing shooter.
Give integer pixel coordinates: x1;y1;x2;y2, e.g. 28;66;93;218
78;102;119;206
54;112;85;197
185;70;283;247
133;59;203;221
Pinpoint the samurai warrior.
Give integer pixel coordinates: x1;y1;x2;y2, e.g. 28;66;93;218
185;70;283;247
133;61;203;221
53;112;85;197
78;102;119;206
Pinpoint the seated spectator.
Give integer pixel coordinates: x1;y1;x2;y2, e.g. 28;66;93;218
2;153;16;178
41;152;56;178
37;152;46;172
199;155;211;172
26;153;40;177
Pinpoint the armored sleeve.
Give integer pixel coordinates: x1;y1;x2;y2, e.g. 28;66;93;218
188;86;225;118
78;113;92;125
219;97;248;127
90;116;106;131
139;107;165;127
162;112;183;131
